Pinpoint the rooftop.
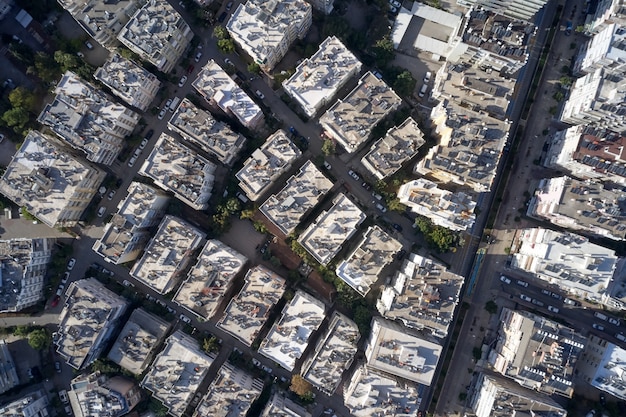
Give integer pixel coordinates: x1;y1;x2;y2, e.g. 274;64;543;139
192;59;263;128
117;0;193;72
574;23;626;74
193;362;264;417
168;98;246;166
93;182;170;264
139;133;218;210
416;99;510;192
0;388;49;416
364;317;442;386
301;311;360;394
130;215;205;294
107;308;171;375
589;338;626;400
0;340;18;395
344;365;420;417
259;160;333;236
37;71;139;165
298;193;366;266
510;228;618;301
336;226;402;296
0;238;53;314
141;331;213;417
488;307;586;397
397;178;477;231
528;176;626;241
361;117;425;180
174;239;248;320
283;36;362;117
56;278;129;370
93;53;161;111
68;373;142;417
319;71;402;153
217;265;286;346
377;253;464;339
259;290;325;371
0;130;105;228
261;392;312;417
236;129;301;201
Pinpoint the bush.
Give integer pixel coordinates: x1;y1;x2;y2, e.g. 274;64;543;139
485;300;498;315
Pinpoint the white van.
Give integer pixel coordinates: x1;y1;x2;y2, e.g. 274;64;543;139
594;311;608;321
418;84;428;97
169;97;181;112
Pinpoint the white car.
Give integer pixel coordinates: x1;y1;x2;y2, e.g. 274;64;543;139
122;280;134;287
85;41;94;50
389;5;397;13
516;280;529;288
593;323;605;331
157;108;167;120
255;90;265;100
97;206;106;218
224;58;233;66
178;75;188;87
348;170;360;181
520;294;532;302
323;161;332;170
165;98;172;109
67;258;76;270
61;272;70;284
499;275;511;284
376;203;387;213
389;0;401;8
180;314;192;324
128;156;137;167
107;189;116;200
139;138;149;149
609;317;621;326
423;71;432;83
194;52;202;63
548;305;560;313
133;148;141;158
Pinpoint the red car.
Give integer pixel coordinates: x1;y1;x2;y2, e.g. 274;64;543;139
51;295;60;308
187;64;195;74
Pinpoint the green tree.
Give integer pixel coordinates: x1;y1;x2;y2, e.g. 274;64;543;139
8;87;37;112
202;336;220;354
485;300;498;315
321;139;335;156
353;305;371;335
224;198;241;215
393;70;417;97
247;62;261;74
91;358;120;375
387;198;406;212
217;39;235;53
270;256;281;267
429;225;456;252
28;329;51;350
148;398;168;417
213;26;228;40
2;107;30;131
372;36;395;67
54;50;80;72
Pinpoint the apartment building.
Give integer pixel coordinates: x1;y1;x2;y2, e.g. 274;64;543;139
528;176;626;241
361;117;424;180
0;389;49;416
130;215;205;295
398;178;477;231
469;372;567;417
226;0;312;71
139;133;218;210
193;60;264;129
261;392;312;417
193;363;264;417
141;331;213;417
364;317;442;386
168;98;246;166
298;193;366;266
259;160;333;236
344;365;421;417
509;228;618;303
174;239;247;320
0;340;18;395
236;129;301;201
0;238;54;313
583;0;626;35
577;334;626;401
447;9;533;76
306;0;334;14
94;53;161;112
378;253;464;339
0;131;106;228
456;0;550;23
319;72;402;153
56;278;129;370
259;290;325;371
560;68;626;134
336;226;402;297
301;311;360;395
117;0;193;73
488;308;586;397
416;99;510;192
283;36;361;118
217;265;286;346
93;182;170;265
58;0;143;48
108;308;171;375
68;373;142;417
574;23;626;77
38;71;140;165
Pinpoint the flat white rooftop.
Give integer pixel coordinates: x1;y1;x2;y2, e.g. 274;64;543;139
336;226;402;296
141;331;213;417
301;311;360;394
377;253;464;339
298;193;366;266
283;36;362;117
364;317;442;386
259;160;333;236
130;215;205;295
236;130;301;201
259;290;325;371
174;239;247;320
217;265;286;346
590;340;626;400
261;392;312;417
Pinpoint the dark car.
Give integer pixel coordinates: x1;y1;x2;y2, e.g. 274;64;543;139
218;11;228;22
145;129;154;140
115;178;123;188
361;181;372;191
396;249;407;260
392;223;403;232
298;136;309;150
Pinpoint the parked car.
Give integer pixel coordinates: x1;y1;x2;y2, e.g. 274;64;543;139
564;297;576;305
609;317;621;326
389;0;401;8
180;314;192;324
128;156;137;167
362;181;372;190
178;75;188;87
85;41;93;50
67;258;76;270
255;90;265;99
133;148;141;158
61;272;70;284
97;206;106;218
592;323;605;331
226;1;233;10
423;71;432;83
520;294;532;302
165;98;172;109
194;51;202;63
376;203;387;213
122;280;134;288
218;11;228;22
500;276;511;284
548;305;559;313
541;289;551;295
551;292;563;300
348;170;360;181
145;129;155;140
372;192;383;201
531;299;544;307
55;361;61;373
140;138;149;149
158;108;167;120
224;58;233;66
59;390;69;403
516;280;529;288
323;161;332;170
392;223;403;232
418;83;428;97
107;189;116;200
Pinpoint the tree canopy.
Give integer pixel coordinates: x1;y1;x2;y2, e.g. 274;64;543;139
28;329;51;350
